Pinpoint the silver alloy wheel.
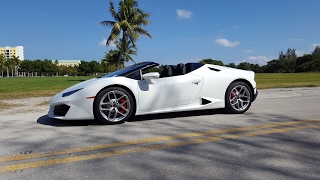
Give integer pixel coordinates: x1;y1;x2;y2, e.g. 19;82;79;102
99;90;131;122
229;85;251;111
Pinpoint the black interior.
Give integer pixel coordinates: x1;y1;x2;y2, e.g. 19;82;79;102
160;63;201;78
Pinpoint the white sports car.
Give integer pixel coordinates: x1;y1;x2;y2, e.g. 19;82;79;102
48;62;258;124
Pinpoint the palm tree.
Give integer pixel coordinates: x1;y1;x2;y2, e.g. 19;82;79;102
115;38;137;64
102;49;120;72
102;38;137;71
4;58;12;77
100;0;152;69
11;55;21;76
0;53;5;77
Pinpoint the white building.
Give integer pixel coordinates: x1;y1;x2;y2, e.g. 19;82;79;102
52;60;81;66
0;46;24;60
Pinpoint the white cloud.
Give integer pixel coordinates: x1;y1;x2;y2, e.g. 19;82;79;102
215;38;240;47
176;9;193;19
99;38;116;48
244;49;255;53
242;56;270;65
99;38;108;46
296;50;305;56
313;43;320;47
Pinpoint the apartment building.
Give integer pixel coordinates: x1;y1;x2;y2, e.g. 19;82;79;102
52;60;81;66
0;46;24;60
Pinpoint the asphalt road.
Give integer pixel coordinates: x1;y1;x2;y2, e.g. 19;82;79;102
0;87;320;180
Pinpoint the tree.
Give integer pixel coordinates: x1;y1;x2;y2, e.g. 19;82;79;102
33;59;43;76
237;62;251;70
296;49;320;72
0;53;5;77
101;49;120;72
78;61;91;76
278;51;286;60
42;59;56;75
102;38;137;71
59;65;78;76
10;55;22;76
249;63;263;73
283;48;297;73
115;38;137;64
285;48;297;60
227;63;236;68
270;48;298;73
265;59;284;73
4;58;13;77
100;0;152;69
312;46;320;56
89;60;102;75
199;58;224;66
20;60;34;76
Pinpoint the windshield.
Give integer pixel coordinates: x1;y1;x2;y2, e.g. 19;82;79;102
102;62;158;78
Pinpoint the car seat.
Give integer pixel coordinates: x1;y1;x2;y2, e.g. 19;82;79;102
176;63;186;75
160;65;173;78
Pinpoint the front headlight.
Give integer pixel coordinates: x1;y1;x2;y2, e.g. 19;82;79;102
62;88;83;97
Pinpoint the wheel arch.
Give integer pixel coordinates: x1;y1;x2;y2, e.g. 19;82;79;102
228;79;254;101
93;84;137;117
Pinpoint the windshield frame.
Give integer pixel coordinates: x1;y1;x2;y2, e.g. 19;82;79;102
102;62;159;78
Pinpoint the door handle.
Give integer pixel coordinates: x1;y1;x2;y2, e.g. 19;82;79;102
192;80;201;85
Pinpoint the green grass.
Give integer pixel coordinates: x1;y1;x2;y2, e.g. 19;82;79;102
0;73;320;99
0;76;93;99
255;73;320;89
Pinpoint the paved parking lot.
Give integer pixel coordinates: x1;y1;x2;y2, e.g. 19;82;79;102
0;87;320;179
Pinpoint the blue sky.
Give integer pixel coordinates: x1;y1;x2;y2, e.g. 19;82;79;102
1;0;320;66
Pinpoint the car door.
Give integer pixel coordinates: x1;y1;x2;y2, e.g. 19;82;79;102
137;73;203;111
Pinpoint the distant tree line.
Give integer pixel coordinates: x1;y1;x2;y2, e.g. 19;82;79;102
140;46;320;74
0;54;22;77
1;46;319;77
200;46;320;73
18;59;115;76
0;57;118;77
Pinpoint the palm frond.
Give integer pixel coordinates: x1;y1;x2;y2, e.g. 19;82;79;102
99;21;115;27
109;2;121;21
101;0;151;69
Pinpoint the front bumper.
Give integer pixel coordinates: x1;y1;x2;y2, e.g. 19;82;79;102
253;90;258;102
48;93;95;120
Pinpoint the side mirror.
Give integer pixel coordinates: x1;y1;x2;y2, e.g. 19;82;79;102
142;72;160;84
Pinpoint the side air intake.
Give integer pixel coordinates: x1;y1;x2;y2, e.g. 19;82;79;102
201;98;212;105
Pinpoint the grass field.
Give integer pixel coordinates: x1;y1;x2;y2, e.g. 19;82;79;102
255;73;320;89
0;73;320;99
0;76;93;99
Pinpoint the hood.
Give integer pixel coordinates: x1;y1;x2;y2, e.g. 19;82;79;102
60;77;113;93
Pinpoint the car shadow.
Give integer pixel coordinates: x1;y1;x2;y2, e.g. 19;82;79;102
37;115;105;127
129;109;227;122
37;109;227;127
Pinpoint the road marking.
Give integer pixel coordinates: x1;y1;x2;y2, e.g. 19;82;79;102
0;119;318;163
0;119;319;172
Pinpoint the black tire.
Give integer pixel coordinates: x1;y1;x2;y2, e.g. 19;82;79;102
93;87;134;124
225;81;252;114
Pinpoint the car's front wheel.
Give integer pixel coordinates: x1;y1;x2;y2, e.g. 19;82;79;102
94;87;134;124
225;81;252;114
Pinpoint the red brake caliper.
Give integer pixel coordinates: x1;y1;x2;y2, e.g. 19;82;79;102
230;91;235;100
119;98;126;114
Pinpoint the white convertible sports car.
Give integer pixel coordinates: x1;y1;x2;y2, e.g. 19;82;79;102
48;62;258;124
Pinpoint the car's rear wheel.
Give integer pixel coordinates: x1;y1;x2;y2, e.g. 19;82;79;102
225;81;252;114
94;87;134;124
